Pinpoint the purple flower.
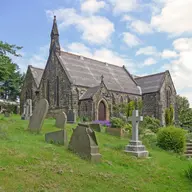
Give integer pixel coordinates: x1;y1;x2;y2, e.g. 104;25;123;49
92;120;111;127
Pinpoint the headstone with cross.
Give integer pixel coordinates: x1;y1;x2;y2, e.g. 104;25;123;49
124;110;148;158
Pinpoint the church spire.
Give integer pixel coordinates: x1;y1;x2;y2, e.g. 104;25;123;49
50;15;60;53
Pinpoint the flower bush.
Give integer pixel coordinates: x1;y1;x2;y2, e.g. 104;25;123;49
92;120;111;127
110;117;125;128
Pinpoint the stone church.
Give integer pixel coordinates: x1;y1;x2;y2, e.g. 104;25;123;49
20;16;177;125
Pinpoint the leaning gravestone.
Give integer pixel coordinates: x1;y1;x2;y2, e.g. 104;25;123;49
55;112;67;129
124;110;148;158
45;111;68;146
28;99;49;133
68;123;101;163
67;109;76;124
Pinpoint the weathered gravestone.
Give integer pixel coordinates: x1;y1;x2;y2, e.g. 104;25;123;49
125;110;149;158
28;99;49;133
45;112;68;146
55;112;67;129
89;123;101;132
68;123;101;163
45;130;68;146
21;99;32;120
67;109;76;124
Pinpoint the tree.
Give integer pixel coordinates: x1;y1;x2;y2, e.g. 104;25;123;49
0;41;24;101
176;95;192;126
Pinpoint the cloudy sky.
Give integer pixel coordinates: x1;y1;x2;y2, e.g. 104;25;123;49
1;0;192;104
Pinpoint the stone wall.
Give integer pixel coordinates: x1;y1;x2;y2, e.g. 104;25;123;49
20;66;37;114
159;71;176;125
38;51;72;116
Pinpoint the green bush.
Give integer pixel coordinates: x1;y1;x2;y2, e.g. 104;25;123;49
123;123;132;135
157;126;186;153
140;116;161;133
141;130;157;149
110;117;125;128
185;164;192;181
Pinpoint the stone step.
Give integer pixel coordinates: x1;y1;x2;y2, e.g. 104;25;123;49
185;150;192;154
185;154;192;158
186;147;192;150
91;146;99;153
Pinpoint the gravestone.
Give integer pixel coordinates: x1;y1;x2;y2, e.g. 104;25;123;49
89;123;101;132
67;109;76;124
45;130;68;146
21;99;32;120
68;123;101;163
28;99;49;133
45;111;68;146
125;110;148;158
55;112;67;129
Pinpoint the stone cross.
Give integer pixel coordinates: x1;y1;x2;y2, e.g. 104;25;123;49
128;110;143;142
125;110;148;158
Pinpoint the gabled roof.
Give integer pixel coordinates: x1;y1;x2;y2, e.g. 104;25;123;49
80;86;100;100
29;65;44;88
57;51;140;95
135;72;166;94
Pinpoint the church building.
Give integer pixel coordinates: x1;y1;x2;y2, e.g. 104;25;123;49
20;16;177;125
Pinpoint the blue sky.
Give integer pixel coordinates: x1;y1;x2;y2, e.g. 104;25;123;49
1;0;192;104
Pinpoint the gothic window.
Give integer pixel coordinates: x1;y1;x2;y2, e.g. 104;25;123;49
85;103;88;112
56;76;59;106
166;87;172;108
120;96;123;103
25;91;28;100
112;94;116;105
127;95;130;103
30;89;33;99
47;80;50;104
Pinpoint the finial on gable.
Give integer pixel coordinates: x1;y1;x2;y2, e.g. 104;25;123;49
101;75;104;83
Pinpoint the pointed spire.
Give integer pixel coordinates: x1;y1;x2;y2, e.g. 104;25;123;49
50;15;60;53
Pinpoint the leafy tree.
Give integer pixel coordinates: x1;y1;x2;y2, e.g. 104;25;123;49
176;95;192;126
0;41;24;101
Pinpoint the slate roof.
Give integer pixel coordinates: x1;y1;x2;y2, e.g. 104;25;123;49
57;51;140;95
80;86;100;100
135;72;166;94
29;66;44;88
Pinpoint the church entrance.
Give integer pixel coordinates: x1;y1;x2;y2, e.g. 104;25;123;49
98;101;106;120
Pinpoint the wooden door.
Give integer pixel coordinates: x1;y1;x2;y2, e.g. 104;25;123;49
98;101;106;120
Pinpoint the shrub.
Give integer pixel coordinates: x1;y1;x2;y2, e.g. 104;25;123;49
157;126;186;153
185;164;192;181
140;116;161;133
165;105;174;126
141;130;157;149
123;123;132;135
82;116;89;122
110;117;125;128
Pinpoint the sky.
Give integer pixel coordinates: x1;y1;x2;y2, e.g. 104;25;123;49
1;0;192;105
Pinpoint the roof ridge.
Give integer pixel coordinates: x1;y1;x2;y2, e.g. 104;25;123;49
60;51;124;68
29;65;44;71
135;71;166;79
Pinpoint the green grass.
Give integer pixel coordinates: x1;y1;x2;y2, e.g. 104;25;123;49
0;115;192;192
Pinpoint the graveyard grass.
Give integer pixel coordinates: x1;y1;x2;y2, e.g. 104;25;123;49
0;116;192;192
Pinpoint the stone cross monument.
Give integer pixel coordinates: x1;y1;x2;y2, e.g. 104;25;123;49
21;99;33;120
125;110;148;157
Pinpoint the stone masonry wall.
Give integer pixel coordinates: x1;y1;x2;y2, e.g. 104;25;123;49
20;67;37;114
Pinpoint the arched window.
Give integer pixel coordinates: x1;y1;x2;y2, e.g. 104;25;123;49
120;96;123;103
47;80;50;104
127;95;130;103
56;76;59;106
166;87;172;108
112;93;116;105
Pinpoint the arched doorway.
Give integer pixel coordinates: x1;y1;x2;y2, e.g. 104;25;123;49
98;101;106;120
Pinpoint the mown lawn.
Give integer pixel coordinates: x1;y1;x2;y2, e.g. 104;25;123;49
0;115;192;192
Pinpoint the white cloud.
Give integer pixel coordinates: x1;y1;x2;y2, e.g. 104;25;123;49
143;58;157;66
123;32;141;47
66;42;134;68
46;8;114;45
161;49;178;59
130;20;153;34
136;46;158;56
121;14;133;21
162;38;192;93
107;0;138;14
81;0;106;14
151;0;192;36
